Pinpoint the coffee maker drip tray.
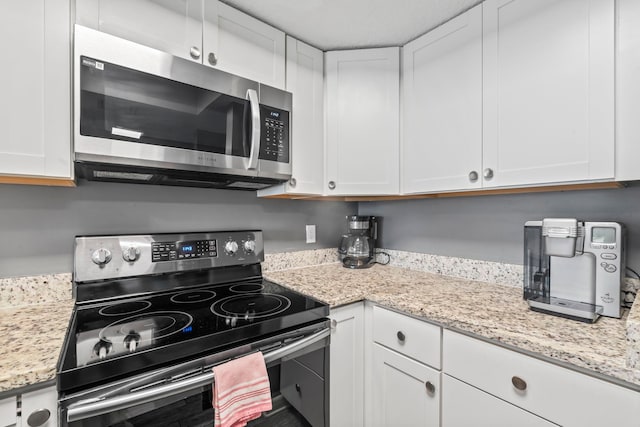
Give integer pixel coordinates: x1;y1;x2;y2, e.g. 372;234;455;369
528;296;603;323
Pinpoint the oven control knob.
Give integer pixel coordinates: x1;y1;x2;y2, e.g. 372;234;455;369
93;339;112;360
243;240;256;254
92;248;112;266
122;246;141;262
224;240;239;255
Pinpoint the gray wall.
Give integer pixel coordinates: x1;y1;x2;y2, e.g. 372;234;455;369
360;185;640;271
0;181;356;277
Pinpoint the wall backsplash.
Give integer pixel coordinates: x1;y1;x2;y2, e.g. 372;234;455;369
360;184;640;275
0;181;356;278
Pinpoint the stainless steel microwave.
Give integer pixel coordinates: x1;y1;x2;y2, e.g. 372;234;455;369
73;25;292;190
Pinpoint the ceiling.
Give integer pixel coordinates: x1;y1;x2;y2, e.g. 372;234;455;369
220;0;483;51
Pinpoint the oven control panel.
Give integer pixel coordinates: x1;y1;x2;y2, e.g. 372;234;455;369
75;231;264;283
152;239;217;262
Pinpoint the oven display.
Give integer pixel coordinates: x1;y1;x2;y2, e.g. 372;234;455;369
152;240;217;262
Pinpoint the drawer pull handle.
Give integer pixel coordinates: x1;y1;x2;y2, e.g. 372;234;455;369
425;381;436;395
511;376;527;391
397;331;405;342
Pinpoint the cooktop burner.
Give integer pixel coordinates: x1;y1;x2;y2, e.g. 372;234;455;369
98;300;152;316
211;293;291;320
170;289;217;304
229;283;264;293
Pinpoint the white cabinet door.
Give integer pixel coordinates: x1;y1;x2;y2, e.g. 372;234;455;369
326;48;400;196
0;396;15;427
20;386;58;427
615;0;640;181
442;375;556;427
329;303;364;427
258;37;324;197
482;0;614;188
402;5;482;194
371;343;440;427
0;0;72;180
76;0;203;63
206;2;285;89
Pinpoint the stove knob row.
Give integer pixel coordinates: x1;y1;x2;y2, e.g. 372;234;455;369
91;248;112;266
122;246;141;262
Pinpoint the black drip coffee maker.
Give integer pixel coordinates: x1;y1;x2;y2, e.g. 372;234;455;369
338;216;378;269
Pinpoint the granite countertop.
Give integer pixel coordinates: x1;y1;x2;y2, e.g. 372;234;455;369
0;274;73;394
1;260;638;394
265;263;640;389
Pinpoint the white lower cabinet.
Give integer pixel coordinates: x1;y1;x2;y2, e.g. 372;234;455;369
329;303;364;427
19;386;57;427
442;374;556;427
443;330;640;427
371;344;440;427
0;396;16;427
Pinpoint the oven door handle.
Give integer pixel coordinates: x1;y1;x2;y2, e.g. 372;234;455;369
66;327;330;423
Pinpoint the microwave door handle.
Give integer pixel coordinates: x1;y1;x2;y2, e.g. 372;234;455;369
66;327;330;423
246;89;260;170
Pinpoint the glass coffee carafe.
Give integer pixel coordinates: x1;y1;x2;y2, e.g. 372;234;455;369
338;216;378;269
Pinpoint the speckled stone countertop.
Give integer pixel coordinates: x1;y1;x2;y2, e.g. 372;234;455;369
0;275;73;394
265;263;640;389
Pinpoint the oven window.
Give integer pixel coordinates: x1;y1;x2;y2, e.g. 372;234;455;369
79;56;251;158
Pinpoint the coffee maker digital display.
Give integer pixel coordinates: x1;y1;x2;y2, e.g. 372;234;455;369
523;218;625;323
339;216;378;269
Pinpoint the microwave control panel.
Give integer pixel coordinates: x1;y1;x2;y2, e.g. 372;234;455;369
259;105;290;163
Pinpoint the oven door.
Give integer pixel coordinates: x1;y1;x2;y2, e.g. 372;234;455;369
60;322;330;427
74;25;291;183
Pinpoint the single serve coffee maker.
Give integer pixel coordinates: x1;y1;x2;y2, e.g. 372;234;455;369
523;218;625;322
339;216;378;269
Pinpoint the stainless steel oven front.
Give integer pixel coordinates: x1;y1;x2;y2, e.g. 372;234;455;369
73;25;292;188
60;321;330;427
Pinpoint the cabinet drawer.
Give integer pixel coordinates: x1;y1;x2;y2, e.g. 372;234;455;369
442;374;556;427
443;330;640;427
372;306;441;368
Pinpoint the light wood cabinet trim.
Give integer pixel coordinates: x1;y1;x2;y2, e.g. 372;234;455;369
262;181;623;201
0;175;76;187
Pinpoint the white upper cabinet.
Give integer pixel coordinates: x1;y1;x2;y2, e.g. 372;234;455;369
325;48;400;195
206;2;285;89
615;0;640;181
258;37;324;197
482;0;615;188
401;5;482;194
0;0;72;181
76;0;204;63
76;0;286;88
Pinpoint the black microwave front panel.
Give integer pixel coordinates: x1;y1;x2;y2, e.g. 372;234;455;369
79;56;252;159
259;105;290;163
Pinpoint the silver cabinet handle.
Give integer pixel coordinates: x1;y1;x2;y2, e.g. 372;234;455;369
328;181;336;190
67;328;330;422
425;381;436;395
511;376;527;391
245;89;261;170
483;168;494;180
468;171;479;182
208;52;218;66
189;46;201;60
27;409;51;427
289;177;297;188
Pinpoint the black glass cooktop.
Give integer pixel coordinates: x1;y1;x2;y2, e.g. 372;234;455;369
58;279;328;392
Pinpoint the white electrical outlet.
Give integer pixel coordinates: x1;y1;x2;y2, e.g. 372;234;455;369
305;225;316;244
